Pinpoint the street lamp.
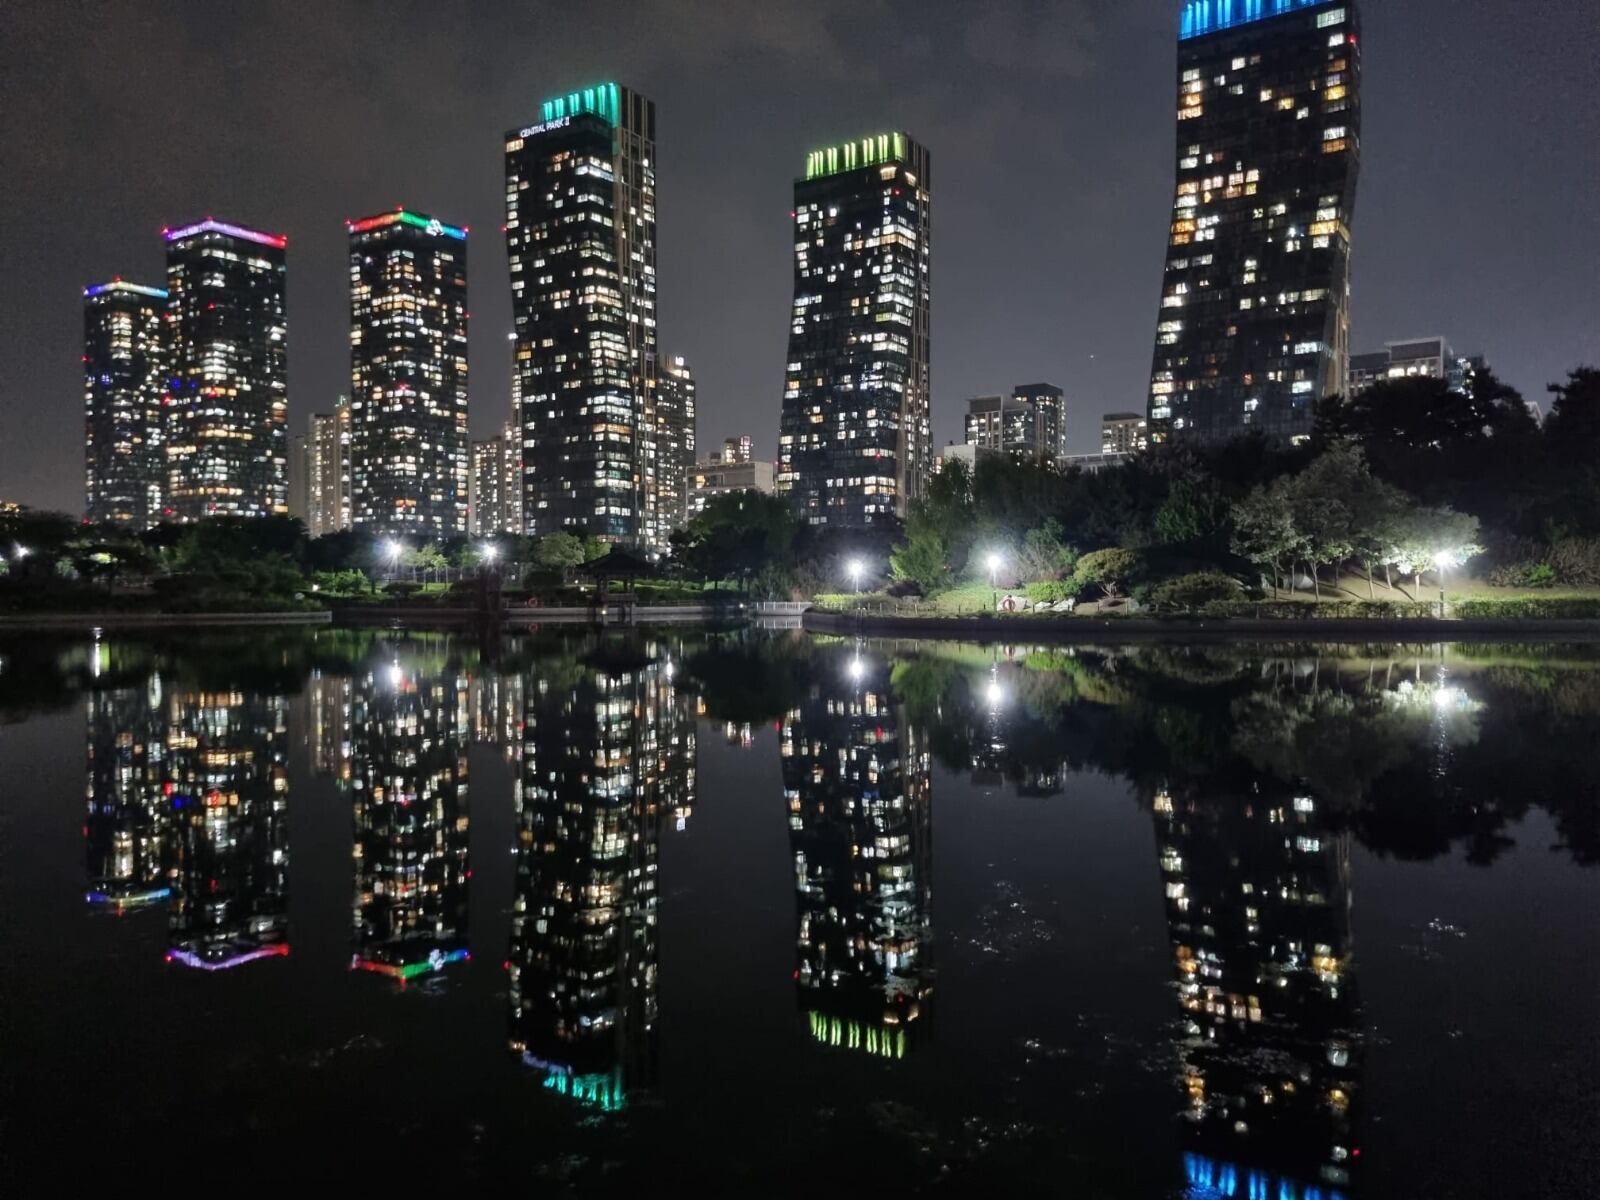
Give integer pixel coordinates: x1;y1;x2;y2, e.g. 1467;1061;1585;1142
1433;549;1455;618
847;558;864;595
986;550;1003;610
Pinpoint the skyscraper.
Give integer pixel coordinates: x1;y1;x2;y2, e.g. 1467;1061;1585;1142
505;83;657;546
163;219;289;520
649;354;696;539
347;209;469;536
779;132;931;526
1148;0;1360;444
307;397;352;536
83;280;168;527
470;434;508;536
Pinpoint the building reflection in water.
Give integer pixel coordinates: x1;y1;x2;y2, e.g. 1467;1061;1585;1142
1153;778;1360;1200
164;688;291;970
347;656;472;985
780;646;932;1059
84;676;173;911
508;643;696;1110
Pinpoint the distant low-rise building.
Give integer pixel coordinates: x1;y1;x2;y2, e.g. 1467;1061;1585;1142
1061;452;1132;475
935;442;1002;476
1347;337;1484;396
688;458;774;517
964;384;1065;463
1101;412;1149;455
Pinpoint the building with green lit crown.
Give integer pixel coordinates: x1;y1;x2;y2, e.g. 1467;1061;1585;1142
505;83;659;546
347;209;470;536
1147;0;1360;445
779;131;931;527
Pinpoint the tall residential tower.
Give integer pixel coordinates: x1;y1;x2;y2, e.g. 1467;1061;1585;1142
83;280;168;527
163;219;289;520
1147;0;1360;444
779;132;931;527
505;83;658;546
347;209;470;536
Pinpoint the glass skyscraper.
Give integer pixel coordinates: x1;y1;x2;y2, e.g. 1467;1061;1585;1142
648;354;696;541
505;83;658;546
83;280;168;527
779;132;931;526
163;219;289;520
347;209;470;536
1148;0;1360;444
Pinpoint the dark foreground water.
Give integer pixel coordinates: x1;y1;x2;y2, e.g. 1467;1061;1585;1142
1;628;1596;1196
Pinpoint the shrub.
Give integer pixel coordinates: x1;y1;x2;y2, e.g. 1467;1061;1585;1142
1525;563;1557;588
1453;597;1600;620
1549;537;1600;586
886;578;925;598
1195;599;1439;620
1024;580;1073;603
1073;548;1140;598
1150;571;1243;609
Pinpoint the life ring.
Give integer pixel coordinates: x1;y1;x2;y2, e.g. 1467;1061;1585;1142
1001;595;1017;612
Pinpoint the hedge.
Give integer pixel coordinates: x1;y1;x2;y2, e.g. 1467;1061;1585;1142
1452;597;1600;620
1197;599;1440;619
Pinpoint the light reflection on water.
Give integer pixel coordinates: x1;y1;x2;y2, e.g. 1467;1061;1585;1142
2;629;1598;1195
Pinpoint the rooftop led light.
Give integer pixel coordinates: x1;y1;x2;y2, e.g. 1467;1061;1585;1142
1179;0;1332;40
539;81;620;126
162;218;288;249
352;947;469;984
83;280;169;300
804;131;910;180
165;943;289;971
86;886;172;909
346;209;468;240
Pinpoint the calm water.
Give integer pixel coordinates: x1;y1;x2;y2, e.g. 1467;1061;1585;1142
1;629;1597;1195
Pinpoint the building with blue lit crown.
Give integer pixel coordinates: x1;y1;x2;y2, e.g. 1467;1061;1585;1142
1148;0;1360;444
505;83;659;546
779;132;931;526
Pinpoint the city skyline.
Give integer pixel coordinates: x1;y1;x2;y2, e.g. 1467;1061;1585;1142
4;0;1596;515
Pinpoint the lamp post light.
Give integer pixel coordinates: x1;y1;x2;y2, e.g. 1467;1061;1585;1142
1433;549;1456;618
847;558;864;596
383;540;403;583
986;551;1002;611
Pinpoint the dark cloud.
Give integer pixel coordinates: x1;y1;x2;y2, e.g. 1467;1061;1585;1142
1;0;1595;513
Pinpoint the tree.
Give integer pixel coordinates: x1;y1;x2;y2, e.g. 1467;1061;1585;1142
1017;518;1078;581
1073;548;1140;600
671;490;797;592
1382;506;1482;596
1153;478;1229;547
891;460;974;591
532;532;587;576
1230;482;1303;597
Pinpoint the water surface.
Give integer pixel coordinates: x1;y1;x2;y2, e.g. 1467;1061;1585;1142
1;629;1596;1195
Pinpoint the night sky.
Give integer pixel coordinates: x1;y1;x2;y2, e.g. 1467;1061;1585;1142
2;0;1595;515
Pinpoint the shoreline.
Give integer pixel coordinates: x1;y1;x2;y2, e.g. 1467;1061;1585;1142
0;610;332;631
802;609;1600;642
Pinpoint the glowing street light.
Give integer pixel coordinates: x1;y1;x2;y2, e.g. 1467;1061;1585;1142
479;542;499;566
986;550;1003;609
847;558;865;594
1433;549;1456;616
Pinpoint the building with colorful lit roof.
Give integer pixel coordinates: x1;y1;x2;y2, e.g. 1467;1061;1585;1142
162;219;289;520
1147;0;1361;445
505;83;659;546
347;209;470;536
779;131;931;526
83;280;168;527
